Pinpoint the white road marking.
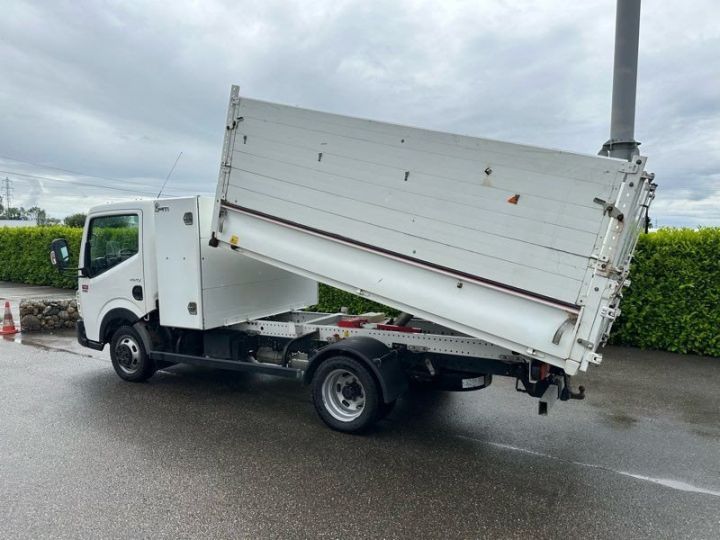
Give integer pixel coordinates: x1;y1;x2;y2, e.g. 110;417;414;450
458;436;720;498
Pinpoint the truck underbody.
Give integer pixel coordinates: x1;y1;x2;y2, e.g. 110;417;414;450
79;304;586;432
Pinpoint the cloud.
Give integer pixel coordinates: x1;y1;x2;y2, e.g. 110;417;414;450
0;0;718;226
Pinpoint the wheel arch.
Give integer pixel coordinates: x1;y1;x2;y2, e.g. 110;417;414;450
99;308;140;345
304;337;408;404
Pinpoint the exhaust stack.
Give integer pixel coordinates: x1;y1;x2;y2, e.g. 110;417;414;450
600;0;642;161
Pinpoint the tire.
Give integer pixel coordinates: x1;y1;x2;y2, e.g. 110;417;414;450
312;356;382;433
110;325;156;382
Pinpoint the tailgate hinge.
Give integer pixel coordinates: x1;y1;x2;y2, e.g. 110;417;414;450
593;197;624;222
600;306;619;320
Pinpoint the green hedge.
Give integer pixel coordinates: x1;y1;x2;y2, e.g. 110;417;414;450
0;226;83;289
1;225;718;356
313;284;399;316
610;228;720;356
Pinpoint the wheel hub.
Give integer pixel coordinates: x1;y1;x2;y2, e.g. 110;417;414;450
115;336;141;374
321;369;367;422
341;381;362;400
116;344;133;366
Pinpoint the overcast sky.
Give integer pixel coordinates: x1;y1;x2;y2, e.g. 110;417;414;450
1;0;718;226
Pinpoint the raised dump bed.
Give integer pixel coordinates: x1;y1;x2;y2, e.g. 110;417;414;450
210;86;656;375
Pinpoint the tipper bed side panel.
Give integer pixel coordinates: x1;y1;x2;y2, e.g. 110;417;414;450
221;98;626;306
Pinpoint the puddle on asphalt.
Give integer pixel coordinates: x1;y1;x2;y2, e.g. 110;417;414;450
603;412;639;429
2;330;105;360
3;333;53;351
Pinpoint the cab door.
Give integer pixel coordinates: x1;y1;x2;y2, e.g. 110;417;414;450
78;211;146;342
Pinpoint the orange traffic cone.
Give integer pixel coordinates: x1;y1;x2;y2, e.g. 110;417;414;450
1;301;19;335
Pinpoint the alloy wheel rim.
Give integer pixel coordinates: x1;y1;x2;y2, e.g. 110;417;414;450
321;369;366;422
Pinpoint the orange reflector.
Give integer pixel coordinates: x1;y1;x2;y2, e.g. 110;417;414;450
540;362;549;380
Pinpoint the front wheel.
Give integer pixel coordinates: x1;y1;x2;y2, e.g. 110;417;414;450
312;356;382;433
110;325;155;382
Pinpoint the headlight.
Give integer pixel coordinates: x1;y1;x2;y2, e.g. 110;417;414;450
76;290;82;317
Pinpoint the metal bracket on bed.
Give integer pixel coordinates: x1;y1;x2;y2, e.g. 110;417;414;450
552;314;578;345
593;197;624;222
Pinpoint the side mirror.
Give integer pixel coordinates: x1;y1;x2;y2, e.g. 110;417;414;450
50;238;71;271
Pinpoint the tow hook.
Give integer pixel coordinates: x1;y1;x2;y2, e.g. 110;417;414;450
538;376;585;415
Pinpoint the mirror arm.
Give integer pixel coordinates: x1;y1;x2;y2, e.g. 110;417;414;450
57;266;88;277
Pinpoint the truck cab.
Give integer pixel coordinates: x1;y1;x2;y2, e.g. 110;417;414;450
76;200;156;348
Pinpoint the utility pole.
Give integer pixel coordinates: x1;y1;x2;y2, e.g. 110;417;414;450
1;177;13;218
599;0;642;161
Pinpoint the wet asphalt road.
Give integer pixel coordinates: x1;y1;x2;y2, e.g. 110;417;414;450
1;334;719;539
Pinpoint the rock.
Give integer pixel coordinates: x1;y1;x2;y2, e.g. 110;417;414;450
20;315;41;332
12;298;77;332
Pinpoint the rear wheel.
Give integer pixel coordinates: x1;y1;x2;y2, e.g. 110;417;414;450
312;356;381;433
110;325;155;382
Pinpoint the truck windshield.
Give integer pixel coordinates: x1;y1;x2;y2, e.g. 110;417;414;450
86;214;139;277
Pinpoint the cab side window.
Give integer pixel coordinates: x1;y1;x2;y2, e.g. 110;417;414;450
86;214;139;278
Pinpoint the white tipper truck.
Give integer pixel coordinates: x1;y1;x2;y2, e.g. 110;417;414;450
49;86;655;432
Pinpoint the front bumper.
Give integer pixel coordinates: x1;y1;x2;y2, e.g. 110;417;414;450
76;319;104;351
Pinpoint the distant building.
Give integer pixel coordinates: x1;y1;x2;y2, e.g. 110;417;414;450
0;220;36;228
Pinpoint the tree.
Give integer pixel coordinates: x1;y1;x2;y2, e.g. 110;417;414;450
0;204;63;224
26;206;45;224
64;213;87;228
3;207;23;220
25;206;60;226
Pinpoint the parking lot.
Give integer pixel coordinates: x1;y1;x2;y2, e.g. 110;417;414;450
1;333;718;539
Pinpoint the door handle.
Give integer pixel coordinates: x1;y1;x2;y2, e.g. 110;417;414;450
132;286;143;301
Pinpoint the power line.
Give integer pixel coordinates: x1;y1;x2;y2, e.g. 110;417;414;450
0;169;165;198
0;169;210;197
0;155;185;196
